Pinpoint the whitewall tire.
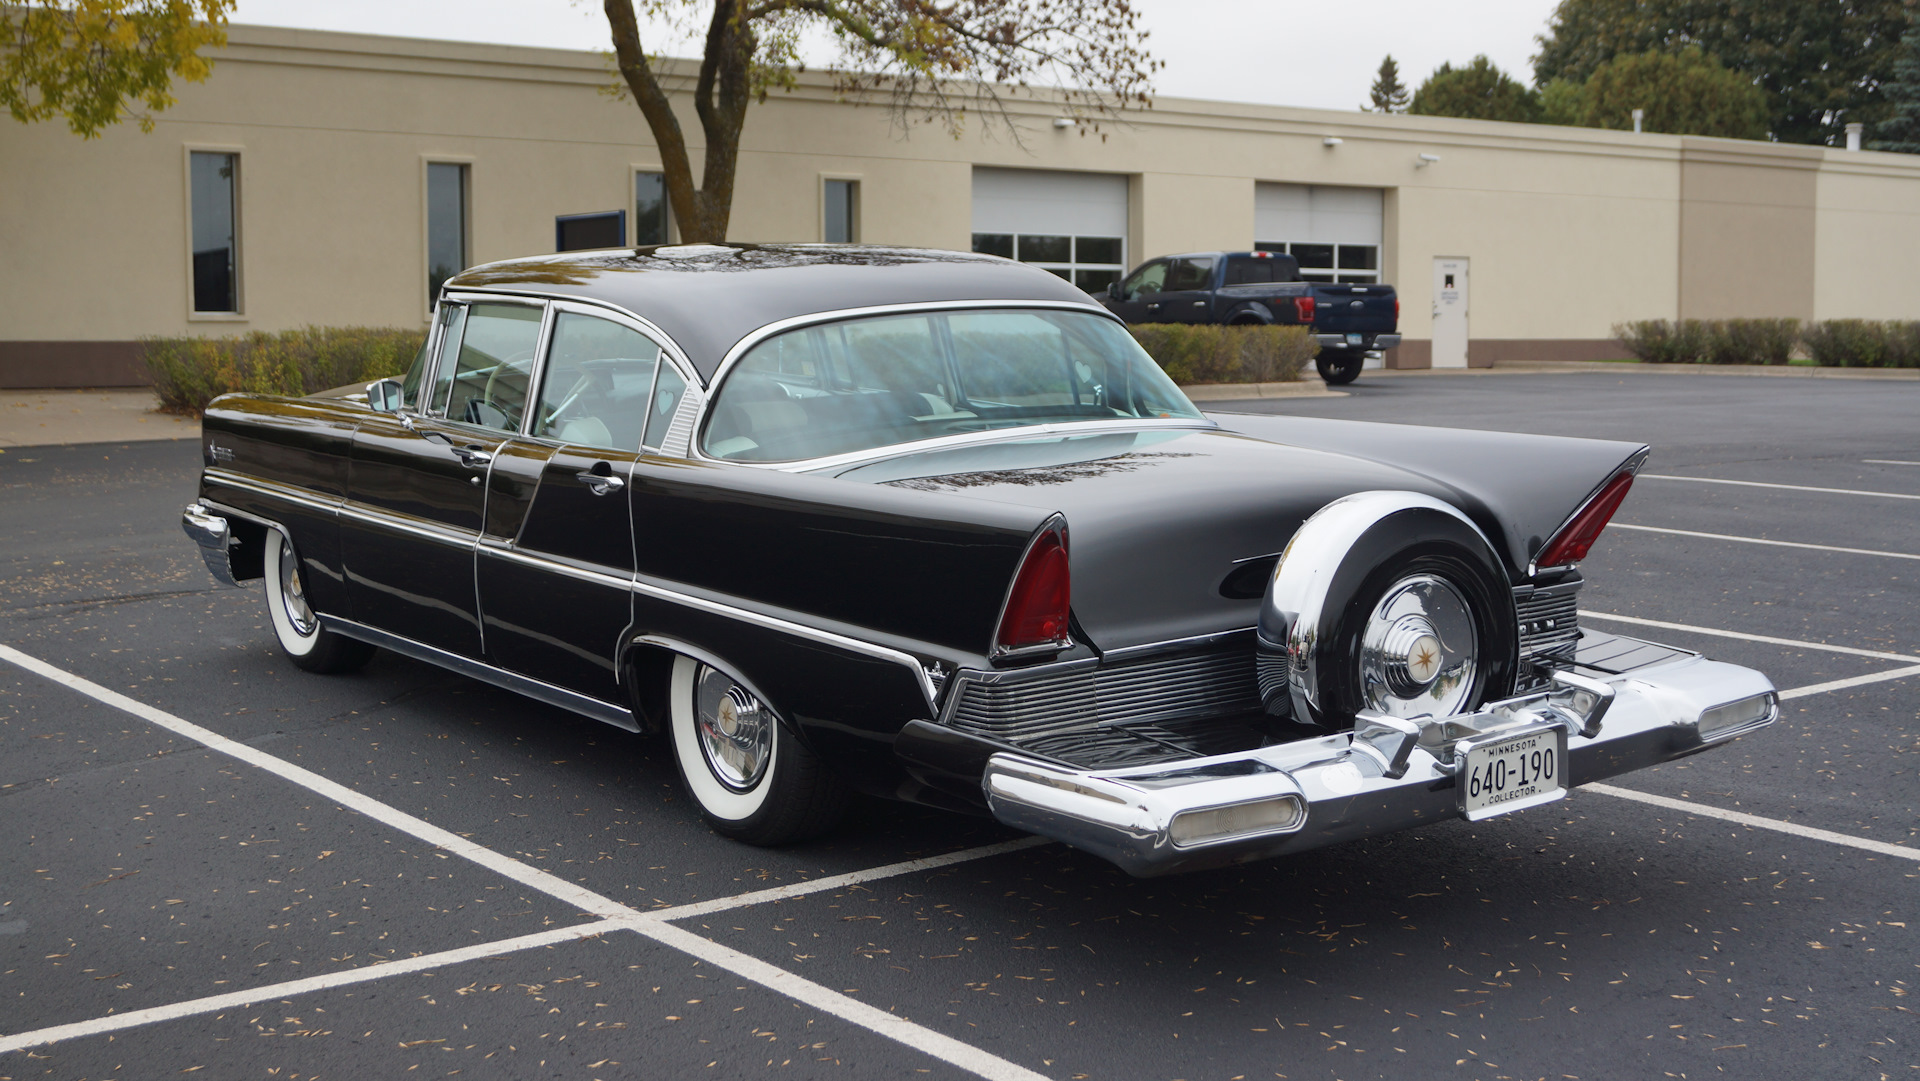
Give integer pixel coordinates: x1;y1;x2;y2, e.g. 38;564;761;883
667;655;849;845
264;530;374;674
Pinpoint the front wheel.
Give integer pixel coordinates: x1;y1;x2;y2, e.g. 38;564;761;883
668;656;850;845
264;530;374;674
1316;350;1364;386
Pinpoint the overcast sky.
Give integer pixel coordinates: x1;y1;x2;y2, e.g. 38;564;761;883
229;0;1562;113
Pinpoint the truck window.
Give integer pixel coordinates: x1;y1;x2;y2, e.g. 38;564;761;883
1223;255;1301;285
1121;260;1167;297
1163;257;1215;291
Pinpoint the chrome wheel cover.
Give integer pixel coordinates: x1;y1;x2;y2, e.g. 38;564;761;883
1359;573;1478;719
693;665;773;791
277;539;317;637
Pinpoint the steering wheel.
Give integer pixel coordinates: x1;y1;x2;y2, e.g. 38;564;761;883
478;349;536;428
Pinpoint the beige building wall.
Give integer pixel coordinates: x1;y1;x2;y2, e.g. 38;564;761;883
5;23;1920;386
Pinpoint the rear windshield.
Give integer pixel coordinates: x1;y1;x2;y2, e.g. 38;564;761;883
701;308;1205;463
1223;255;1300;285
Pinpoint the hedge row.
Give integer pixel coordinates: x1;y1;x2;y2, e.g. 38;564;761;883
1128;323;1319;384
146;327;426;415
1613;319;1920;367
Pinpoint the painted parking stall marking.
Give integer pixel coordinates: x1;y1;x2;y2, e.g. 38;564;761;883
1641;473;1920;501
0;642;1053;1081
1612;522;1920;562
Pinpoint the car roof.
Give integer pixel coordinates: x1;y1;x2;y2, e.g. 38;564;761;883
443;243;1104;381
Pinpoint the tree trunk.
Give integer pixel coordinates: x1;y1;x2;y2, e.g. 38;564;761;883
603;0;752;244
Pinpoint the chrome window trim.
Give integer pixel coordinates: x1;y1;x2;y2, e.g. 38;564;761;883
686;298;1206;471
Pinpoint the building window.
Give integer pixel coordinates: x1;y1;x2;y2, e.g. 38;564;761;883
427;162;469;306
556;210;626;252
189;151;238;312
1254;241;1379;284
972;233;1125;294
635;171;669;246
823;179;858;243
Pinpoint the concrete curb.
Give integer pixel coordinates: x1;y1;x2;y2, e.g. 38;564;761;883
1179;380;1346;400
1376;360;1920;380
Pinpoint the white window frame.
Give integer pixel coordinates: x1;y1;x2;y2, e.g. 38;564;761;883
182;143;246;322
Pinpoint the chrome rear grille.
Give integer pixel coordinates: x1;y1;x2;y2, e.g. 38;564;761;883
1516;583;1579;657
943;634;1262;744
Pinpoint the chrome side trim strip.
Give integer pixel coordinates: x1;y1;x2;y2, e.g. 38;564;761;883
319;615;638;732
204;468;477;550
209;472;935;709
477;540;938;710
203;469;339;516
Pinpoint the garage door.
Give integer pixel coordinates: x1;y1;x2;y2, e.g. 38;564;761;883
971;167;1128;294
1254;183;1383;284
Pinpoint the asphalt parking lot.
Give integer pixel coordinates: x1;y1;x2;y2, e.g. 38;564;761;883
3;371;1915;1081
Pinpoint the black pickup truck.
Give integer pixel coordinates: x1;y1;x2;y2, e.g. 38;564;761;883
1101;251;1400;385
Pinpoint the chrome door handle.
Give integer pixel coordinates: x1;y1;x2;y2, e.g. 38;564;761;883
575;469;625;496
1192;300;1206;306
451;445;493;468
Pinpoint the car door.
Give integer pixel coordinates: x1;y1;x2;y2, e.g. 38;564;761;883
1110;259;1167;324
342;297;546;657
476;305;685;703
1158;255;1217;324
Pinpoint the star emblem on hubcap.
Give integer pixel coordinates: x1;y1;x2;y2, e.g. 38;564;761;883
1406;636;1442;683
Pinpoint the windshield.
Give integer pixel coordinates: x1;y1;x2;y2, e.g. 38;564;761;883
701;308;1205;463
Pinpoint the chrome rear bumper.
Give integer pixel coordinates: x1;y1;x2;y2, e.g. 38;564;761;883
182;502;242;587
982;648;1776;876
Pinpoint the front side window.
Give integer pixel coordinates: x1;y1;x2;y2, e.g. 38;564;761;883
701;308;1203;463
189;151;238;312
531;313;661;450
438;302;543;432
1121;260;1167;297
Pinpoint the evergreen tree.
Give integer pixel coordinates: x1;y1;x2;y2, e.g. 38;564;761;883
1871;11;1920;152
1365;54;1410;113
1410;56;1540;123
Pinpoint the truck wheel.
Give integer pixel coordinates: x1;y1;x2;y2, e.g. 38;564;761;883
1316;350;1364;386
264;530;375;674
668;656;850;845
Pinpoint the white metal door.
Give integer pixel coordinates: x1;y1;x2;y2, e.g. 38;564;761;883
1431;257;1469;368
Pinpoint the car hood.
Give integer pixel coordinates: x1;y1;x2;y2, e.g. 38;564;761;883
830;421;1645;652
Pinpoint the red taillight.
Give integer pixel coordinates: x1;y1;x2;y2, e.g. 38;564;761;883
1293;296;1316;322
1536;472;1635;569
1394;297;1400;320
996;527;1071;654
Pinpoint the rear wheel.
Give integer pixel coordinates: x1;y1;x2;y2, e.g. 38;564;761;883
668;656;849;845
1316;350;1364;386
264;530;374;674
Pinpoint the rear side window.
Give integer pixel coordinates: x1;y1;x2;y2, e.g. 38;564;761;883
1223;256;1301;285
1163;257;1215;291
531;312;661;450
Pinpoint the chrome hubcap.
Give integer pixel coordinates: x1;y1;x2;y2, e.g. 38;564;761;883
1359;574;1477;719
278;540;317;636
694;666;772;790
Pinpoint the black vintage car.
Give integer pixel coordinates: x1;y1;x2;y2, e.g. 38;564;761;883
182;244;1777;876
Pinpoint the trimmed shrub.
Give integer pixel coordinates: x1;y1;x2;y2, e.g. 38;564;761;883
1613;319;1709;364
146;326;427;415
1128;323;1318;384
1801;320;1920;368
1707;319;1798;365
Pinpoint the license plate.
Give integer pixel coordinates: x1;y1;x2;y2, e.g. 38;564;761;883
1458;723;1567;821
1346;333;1365;346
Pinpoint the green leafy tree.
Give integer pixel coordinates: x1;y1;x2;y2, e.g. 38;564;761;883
1579;47;1768;138
1532;0;1907;145
2;0;232;138
1871;10;1920;152
1537;77;1586;125
1364;54;1409;112
602;0;1158;244
1409;55;1539;123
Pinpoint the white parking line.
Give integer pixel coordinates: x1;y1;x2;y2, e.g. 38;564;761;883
662;836;1049;922
1584;784;1919;862
1582;612;1920;664
1611;522;1920;562
1779;664;1920;700
0;923;617;1055
0;644;1051;1081
1863;459;1920;466
1641;474;1920;501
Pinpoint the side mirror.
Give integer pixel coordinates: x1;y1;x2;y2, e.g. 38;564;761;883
366;377;405;413
1106;281;1123;301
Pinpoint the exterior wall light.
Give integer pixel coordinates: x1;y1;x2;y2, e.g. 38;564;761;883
1416;153;1441;167
1052;117;1075;129
1323;136;1343;147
